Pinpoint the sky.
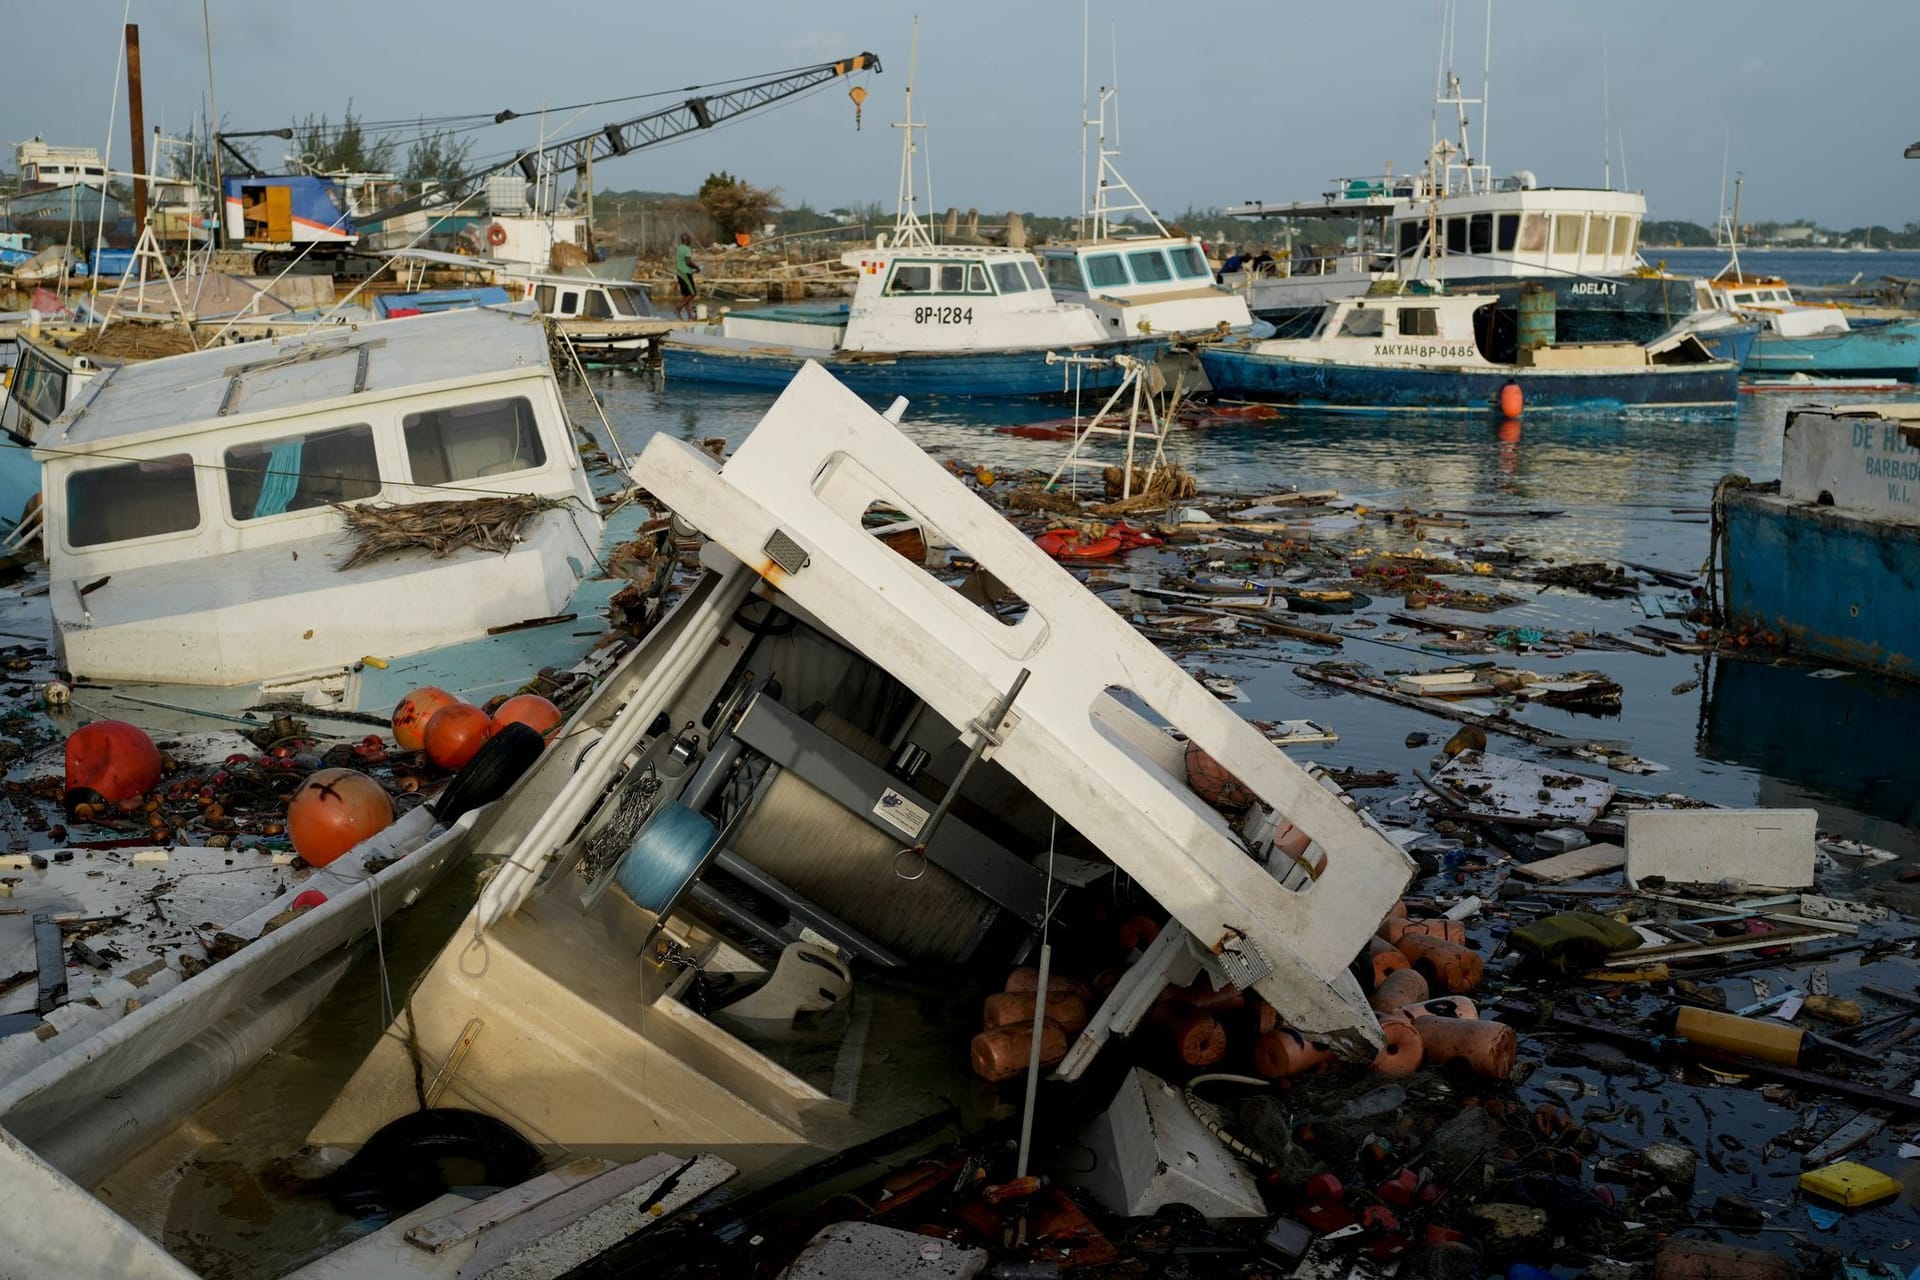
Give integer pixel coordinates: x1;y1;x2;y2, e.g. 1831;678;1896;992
4;0;1916;232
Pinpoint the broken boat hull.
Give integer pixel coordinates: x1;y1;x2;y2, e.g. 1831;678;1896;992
1743;318;1920;381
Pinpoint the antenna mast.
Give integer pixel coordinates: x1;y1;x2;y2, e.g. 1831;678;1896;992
890;17;933;248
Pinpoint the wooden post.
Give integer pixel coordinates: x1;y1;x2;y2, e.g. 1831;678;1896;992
125;23;148;226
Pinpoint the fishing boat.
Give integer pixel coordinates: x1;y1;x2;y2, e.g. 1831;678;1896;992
1032;83;1254;342
1698;273;1920;381
1713;403;1920;679
661;50;1165;396
383;247;671;364
1196;291;1739;414
35;305;605;693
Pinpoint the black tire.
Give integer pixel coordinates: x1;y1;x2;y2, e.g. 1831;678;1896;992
433;721;546;823
323;1107;540;1218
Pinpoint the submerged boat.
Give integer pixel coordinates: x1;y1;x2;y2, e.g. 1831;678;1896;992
1197;291;1739;414
1713;403;1920;680
662;59;1165;396
36;305;605;693
1699;272;1920;381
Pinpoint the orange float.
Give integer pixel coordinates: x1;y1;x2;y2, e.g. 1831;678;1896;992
490;693;564;739
1412;1014;1517;1080
983;990;1090;1038
424;702;493;770
1252;1028;1336;1080
1369;967;1431;1013
1370;1011;1425;1077
287;768;394;867
1184;741;1256;809
971;1019;1068;1082
1034;527;1123;559
1395;932;1484;994
391;686;458;752
1365;936;1413;989
1498;380;1524;417
64;720;163;810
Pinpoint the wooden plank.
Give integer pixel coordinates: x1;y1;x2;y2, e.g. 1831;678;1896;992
1601;925;1844;966
1802;1113;1883;1168
1511;842;1626;884
406;1157;616;1254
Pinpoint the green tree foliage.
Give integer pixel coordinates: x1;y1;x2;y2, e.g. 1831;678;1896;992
404;125;475;188
698;170;781;240
294;104;397;175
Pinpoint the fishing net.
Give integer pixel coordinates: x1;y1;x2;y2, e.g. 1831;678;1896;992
335;495;569;570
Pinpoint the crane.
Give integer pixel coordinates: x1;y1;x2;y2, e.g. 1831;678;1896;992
361;51;882;226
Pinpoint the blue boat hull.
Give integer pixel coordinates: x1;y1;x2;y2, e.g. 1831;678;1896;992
1194;348;1739;415
1744;319;1920;380
1697;321;1760;369
1720;485;1920;680
662;337;1170;398
1252;273;1702;346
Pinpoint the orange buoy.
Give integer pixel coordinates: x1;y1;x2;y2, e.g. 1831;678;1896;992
1253;1028;1336;1080
64;720;163;811
1365;936;1413;989
1151;1003;1229;1066
490;694;564;739
1371;1011;1425;1077
1380;917;1468;947
1184;741;1256;809
1395;933;1484;994
1369;967;1431;1013
391;686;458;752
1496;416;1523;443
1004;967;1093;1002
983;990;1090;1038
1498;381;1524;417
1411;1014;1517;1080
1402;995;1480;1021
423;703;493;771
971;1019;1068;1082
286;768;394;867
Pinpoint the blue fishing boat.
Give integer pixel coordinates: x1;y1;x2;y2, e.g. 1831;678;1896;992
1196;292;1739;415
1700;273;1920;381
1714;404;1920;680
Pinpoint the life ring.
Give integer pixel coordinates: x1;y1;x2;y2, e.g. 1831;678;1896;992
486;224;508;247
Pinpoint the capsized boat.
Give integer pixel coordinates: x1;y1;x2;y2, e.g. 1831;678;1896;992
36;305;606;694
1197;291;1739;414
302;358;1412;1188
1713;403;1920;680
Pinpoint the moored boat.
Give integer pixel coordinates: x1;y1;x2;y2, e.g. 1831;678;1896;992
1699;272;1920;381
1713;403;1920;679
1196;291;1739;414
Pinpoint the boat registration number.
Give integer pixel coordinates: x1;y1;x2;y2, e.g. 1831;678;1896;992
915;306;974;325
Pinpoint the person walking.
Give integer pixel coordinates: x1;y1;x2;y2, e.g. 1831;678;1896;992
673;233;701;319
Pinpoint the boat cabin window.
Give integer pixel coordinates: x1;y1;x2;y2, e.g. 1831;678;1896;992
1338;306;1384;338
885;264;933;295
1551;214;1582;256
1445;218;1467;254
611;287;650;316
967;264;991;293
535;285;554;312
1496;213;1519;252
1586;215;1610;258
8;348;66;424
66;454;199;548
1517;214;1548;253
1398;307;1438;336
938;264;968;292
1126;250;1173;284
1043;254;1086;292
404;396;547;485
1611;216;1635;258
1170;245;1211;280
1021;260;1046;291
1085;253;1128;288
1468;213;1493;255
224;424;380;520
558;290;580;316
583;290;614;320
1397;220;1425;257
990;261;1030;294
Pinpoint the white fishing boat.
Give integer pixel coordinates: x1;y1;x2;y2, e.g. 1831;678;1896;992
382;247;670;363
662;37;1165;397
36;305;604;692
1033;85;1253;342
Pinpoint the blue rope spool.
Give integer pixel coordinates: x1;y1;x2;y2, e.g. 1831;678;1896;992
612;801;720;914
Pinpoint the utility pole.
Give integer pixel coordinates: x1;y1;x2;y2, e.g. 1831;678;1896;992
125;23;148;225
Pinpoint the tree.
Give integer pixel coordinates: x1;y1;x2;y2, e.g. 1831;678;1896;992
293;104;397;175
698;170;781;240
404;125;475;188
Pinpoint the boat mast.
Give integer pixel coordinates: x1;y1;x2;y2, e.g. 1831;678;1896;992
889;18;934;249
1085;48;1168;242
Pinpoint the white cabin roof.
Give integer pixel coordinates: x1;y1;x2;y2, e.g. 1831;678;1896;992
40;306;550;454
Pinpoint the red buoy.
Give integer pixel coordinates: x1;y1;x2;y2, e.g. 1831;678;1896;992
424;702;493;770
391;686;458;752
490;694;564;740
287;768;394;867
64;720;163;811
1498;381;1524;418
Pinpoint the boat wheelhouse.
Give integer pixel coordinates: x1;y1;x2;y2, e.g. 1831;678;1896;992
383;248;669;363
1037;234;1249;338
36;306;602;688
1196;290;1738;414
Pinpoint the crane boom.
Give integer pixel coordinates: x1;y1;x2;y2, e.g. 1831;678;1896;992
363;52;882;225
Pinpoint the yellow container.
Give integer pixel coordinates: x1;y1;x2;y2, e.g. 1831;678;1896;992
1799;1161;1900;1208
1673;1007;1804;1066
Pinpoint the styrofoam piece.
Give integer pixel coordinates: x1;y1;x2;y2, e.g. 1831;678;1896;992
632;364;1412;1048
1533;827;1590;855
1625;808;1818;889
779;1222;987;1279
1074;1067;1266;1220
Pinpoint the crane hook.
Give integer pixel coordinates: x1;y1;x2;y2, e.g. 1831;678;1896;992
849;84;867;131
